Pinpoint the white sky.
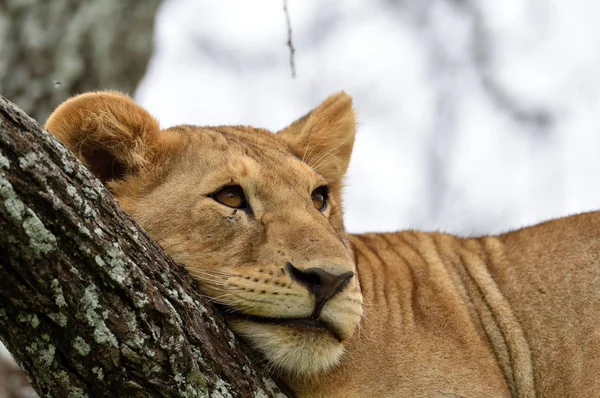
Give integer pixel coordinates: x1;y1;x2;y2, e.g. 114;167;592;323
137;0;600;235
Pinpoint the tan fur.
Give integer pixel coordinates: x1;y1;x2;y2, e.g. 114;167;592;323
46;92;600;397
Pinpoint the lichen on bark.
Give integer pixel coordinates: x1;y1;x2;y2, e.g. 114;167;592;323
0;96;292;398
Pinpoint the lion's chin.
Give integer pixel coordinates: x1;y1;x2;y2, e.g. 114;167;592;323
227;318;346;377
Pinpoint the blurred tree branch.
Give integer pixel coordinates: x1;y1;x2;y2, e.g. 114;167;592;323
283;0;296;78
386;0;555;225
0;0;161;123
0;96;292;398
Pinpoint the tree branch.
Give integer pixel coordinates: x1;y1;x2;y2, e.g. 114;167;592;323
0;0;162;123
283;0;296;79
0;96;291;398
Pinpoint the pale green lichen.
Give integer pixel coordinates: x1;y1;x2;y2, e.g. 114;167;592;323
78;225;91;237
66;185;83;207
194;301;208;314
161;271;171;287
45;187;63;210
122;308;145;348
56;370;69;385
92;366;104;380
162;299;182;325
191;347;207;367
25;341;39;355
166;287;179;299
51;279;67;307
121;345;142;365
0;174;25;220
133;291;150;308
83;204;96;218
208;316;220;332
254;390;268;398
128;226;141;242
26;340;56;367
22;209;57;257
174;373;185;384
95;256;105;267
173;368;209;398
79;244;91;255
151;364;161;373
80;285;118;348
93;228;103;237
0;152;10;169
178;288;195;305
67;185;98;218
62;160;75;174
56;370;70;385
188;371;206;391
211;379;234;398
90;179;106;195
169;354;188;394
82;186;99;200
39;344;56;367
94;244;129;283
68;386;87;398
105;244;128;283
55;369;89;397
56;143;76;173
66;183;98;218
19;152;39;169
73;336;90;356
227;331;235;349
48;313;68;327
66;185;77;196
17;313;40;328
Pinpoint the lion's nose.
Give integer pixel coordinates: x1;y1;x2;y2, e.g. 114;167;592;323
286;263;354;318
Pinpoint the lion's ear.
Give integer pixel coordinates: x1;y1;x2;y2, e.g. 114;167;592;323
45;91;161;184
277;92;356;186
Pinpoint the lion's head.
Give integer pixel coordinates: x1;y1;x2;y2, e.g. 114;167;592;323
45;91;363;377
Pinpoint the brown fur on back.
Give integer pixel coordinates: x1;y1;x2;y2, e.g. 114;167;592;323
45;92;600;397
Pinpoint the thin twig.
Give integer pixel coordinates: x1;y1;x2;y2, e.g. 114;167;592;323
283;0;296;78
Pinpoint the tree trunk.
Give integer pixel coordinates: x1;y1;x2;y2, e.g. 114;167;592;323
0;0;161;123
0;96;292;398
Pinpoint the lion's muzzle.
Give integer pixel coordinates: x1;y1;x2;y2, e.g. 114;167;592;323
286;262;355;318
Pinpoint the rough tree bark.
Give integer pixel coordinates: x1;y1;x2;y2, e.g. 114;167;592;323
0;0;161;123
0;96;292;398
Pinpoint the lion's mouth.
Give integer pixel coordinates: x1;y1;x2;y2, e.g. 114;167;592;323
216;304;342;342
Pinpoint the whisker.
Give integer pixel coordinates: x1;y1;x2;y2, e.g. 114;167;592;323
187;269;238;278
308;136;354;173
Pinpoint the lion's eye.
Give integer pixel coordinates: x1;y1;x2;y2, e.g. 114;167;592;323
311;186;328;212
213;185;247;209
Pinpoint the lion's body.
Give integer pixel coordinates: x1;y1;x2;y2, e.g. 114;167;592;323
292;220;600;397
45;92;600;397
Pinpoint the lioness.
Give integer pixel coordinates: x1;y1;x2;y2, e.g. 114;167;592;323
45;92;600;398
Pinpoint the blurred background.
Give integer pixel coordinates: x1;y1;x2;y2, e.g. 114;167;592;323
2;0;600;395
